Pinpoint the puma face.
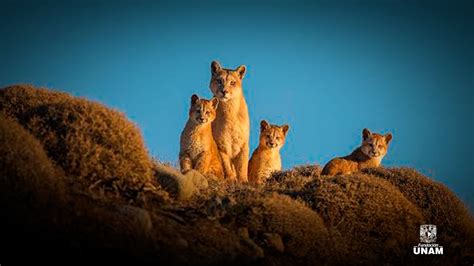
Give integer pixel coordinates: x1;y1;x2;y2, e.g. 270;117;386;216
209;60;246;102
189;94;219;125
259;120;289;150
360;128;393;158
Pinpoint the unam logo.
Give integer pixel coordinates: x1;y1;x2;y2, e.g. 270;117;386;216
413;224;443;255
420;224;437;243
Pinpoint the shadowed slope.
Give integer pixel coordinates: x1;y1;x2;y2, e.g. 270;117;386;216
365;167;474;264
0;114;69;262
0;114;66;218
175;183;335;265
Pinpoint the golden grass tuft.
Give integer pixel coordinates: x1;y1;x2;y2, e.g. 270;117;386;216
0;84;155;200
0;84;74;119
266;164;322;194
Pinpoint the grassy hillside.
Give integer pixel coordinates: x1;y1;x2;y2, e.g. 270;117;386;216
0;85;472;265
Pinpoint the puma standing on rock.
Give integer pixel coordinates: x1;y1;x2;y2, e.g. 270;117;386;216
209;61;250;182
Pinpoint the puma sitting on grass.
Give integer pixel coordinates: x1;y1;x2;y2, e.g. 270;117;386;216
248;120;289;184
321;128;392;176
179;94;224;178
209;60;250;182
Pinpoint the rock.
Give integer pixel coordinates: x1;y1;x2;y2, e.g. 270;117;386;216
114;205;153;237
206;195;225;217
238;227;250;239
222;196;236;208
236;227;264;258
264;233;285;252
176;237;189;249
185;170;209;190
153;163;195;200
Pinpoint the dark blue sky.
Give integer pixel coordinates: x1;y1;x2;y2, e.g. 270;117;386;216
1;0;473;209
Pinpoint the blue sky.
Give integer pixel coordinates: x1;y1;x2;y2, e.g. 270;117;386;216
1;0;472;209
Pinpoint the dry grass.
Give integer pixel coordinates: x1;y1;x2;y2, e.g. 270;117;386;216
270;168;424;264
0;84;74;118
1;84;473;265
266;164;321;194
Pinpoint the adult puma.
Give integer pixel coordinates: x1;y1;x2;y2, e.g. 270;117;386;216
209;61;249;182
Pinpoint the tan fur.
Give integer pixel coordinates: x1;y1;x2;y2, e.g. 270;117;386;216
249;120;289;184
209;61;250;182
179;94;224;178
321;128;393;176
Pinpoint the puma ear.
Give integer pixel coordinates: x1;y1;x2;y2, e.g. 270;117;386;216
260;120;270;132
362;128;372;141
211;97;219;109
281;124;290;136
211;61;222;75
385;133;393;144
191;94;200;105
236;65;246;79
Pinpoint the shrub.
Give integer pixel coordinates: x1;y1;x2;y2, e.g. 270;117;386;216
0;84;154;200
292;172;424;264
0;114;65;215
266;164;322;194
0;84;73;119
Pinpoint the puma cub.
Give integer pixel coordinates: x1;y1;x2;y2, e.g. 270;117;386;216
209;61;250;182
248;120;289;184
321;128;392;176
179;94;224;178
